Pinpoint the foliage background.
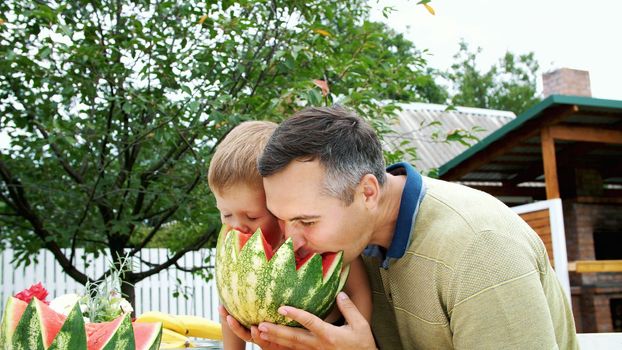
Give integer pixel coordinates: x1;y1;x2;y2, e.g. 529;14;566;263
0;0;446;301
440;40;541;115
0;0;541;304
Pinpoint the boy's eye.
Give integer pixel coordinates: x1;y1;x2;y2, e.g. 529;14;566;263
246;214;260;221
223;214;232;219
300;221;315;227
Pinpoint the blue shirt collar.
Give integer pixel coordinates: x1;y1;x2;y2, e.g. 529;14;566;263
363;162;426;269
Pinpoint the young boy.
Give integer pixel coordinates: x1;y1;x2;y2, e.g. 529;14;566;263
208;121;372;350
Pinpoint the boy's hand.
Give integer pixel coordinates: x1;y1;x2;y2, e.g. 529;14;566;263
255;292;377;350
218;305;292;350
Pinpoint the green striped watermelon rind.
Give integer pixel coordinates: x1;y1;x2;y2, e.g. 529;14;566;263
215;226;350;328
47;302;87;349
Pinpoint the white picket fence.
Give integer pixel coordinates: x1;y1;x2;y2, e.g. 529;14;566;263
0;248;219;318
0;248;258;349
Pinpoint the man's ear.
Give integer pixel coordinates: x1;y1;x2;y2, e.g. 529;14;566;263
359;174;380;209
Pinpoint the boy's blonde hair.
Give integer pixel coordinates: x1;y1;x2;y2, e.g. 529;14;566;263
208;121;277;193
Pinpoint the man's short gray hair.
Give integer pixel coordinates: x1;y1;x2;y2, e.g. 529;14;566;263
258;106;386;204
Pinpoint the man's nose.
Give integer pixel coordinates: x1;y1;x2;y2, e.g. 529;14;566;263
292;236;307;252
283;225;306;252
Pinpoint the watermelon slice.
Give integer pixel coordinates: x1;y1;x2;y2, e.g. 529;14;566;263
0;297;28;346
132;322;162;350
48;303;87;349
1;296;161;350
85;313;134;350
85;314;161;350
10;297;68;349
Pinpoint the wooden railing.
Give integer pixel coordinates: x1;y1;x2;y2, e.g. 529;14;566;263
568;260;622;273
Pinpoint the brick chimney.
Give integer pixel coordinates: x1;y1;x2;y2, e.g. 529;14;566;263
542;68;591;98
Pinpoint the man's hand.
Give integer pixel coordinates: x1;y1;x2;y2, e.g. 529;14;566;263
255;292;376;350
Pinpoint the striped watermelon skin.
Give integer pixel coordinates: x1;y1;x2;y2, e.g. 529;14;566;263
47;302;87;350
215;226;349;328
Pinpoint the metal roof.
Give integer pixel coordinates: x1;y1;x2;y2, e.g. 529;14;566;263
384;102;515;172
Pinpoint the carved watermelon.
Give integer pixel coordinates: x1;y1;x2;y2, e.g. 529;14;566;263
0;296;162;350
215;225;350;328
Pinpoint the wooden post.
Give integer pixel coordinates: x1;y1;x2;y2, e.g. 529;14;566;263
541;127;560;199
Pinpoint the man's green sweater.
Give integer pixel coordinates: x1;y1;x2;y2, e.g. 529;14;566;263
362;176;578;349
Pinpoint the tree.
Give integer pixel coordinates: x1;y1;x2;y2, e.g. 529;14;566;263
0;0;431;305
445;40;541;115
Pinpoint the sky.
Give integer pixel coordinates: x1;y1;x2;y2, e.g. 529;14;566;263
369;0;622;100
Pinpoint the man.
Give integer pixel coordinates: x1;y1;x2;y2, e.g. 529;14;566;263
223;106;578;349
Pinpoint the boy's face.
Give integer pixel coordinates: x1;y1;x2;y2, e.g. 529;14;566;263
214;183;282;243
263;160;374;264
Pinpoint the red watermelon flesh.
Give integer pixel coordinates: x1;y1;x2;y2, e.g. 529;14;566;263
321;252;338;277
32;297;68;348
232;228;338;278
295;250;338;277
86;316;161;350
132;322;162;350
85;316;124;350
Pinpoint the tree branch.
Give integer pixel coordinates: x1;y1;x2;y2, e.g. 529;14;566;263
127;226;218;282
31;120;86;184
135;256;214;273
130;171;203;255
174;261;214;274
0;159;93;285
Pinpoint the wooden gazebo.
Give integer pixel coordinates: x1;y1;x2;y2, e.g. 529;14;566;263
437;95;622;332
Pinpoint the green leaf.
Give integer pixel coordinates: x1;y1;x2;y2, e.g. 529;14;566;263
180;85;192;95
39;47;51;59
306;89;322;106
188;100;200;113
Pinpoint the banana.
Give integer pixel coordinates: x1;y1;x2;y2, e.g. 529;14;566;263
159;339;190;349
135;311;187;336
136;311;222;341
162;328;189;342
175;315;223;340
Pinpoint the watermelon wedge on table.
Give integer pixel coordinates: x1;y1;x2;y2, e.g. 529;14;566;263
0;297;28;347
8;297;85;349
85;313;134;350
0;296;162;350
132;323;163;350
85;315;162;350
